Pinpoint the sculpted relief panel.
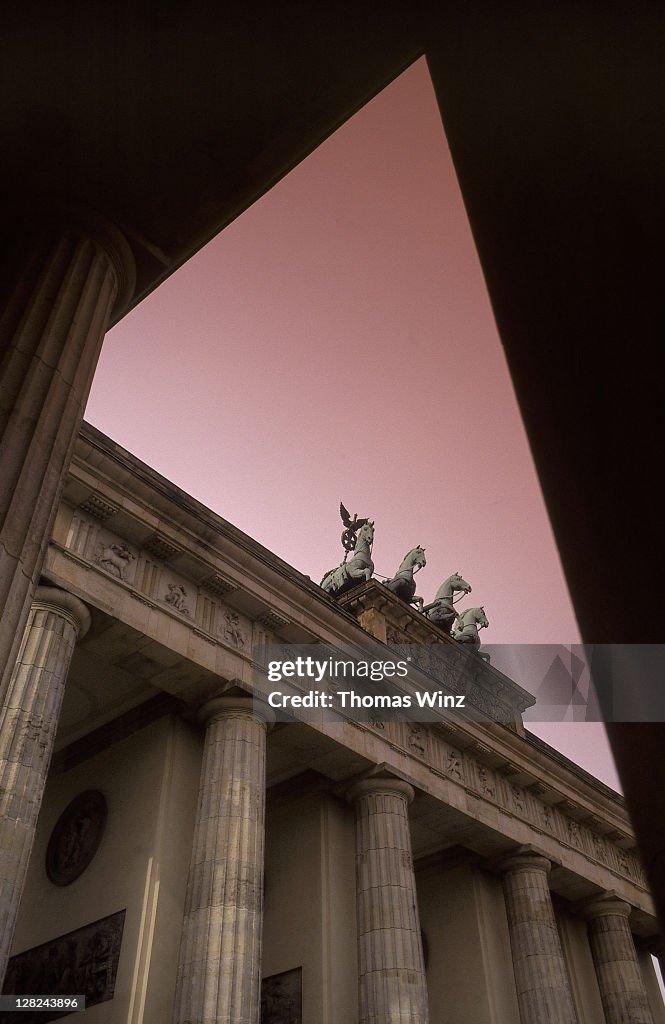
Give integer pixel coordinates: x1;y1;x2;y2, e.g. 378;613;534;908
220;609;249;650
61;506;254;654
65;512;139;589
476;765;496;799
164;582;191;616
1;911;125;1023
96;540;137;584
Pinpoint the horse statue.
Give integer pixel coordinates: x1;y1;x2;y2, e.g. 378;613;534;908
451;606;490;660
383;546;427;608
320;521;375;597
422;573;472;634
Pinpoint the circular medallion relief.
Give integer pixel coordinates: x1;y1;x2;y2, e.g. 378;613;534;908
46;790;107;886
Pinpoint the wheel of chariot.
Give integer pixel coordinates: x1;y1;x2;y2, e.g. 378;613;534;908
341;529;357;552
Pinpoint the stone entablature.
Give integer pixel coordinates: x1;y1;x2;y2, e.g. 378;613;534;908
47;424;653;927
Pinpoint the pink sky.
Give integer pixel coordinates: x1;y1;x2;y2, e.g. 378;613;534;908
85;59;619;790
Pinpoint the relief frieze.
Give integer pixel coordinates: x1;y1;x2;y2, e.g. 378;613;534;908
370;713;647;892
62;513;256;656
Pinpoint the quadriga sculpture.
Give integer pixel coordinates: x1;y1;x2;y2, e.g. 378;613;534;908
452;606;490;660
423;573;472;634
320;521;375;597
383;546;427;608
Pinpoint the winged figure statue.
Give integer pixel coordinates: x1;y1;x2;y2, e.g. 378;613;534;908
339;502;370;553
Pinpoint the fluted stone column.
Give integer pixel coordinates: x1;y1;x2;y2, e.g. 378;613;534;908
498;852;578;1024
582;897;654;1024
0;217;134;705
0;585;90;982
173;696;273;1024
349;777;429;1024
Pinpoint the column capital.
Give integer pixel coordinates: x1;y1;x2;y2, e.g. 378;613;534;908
197;694;275;729
29;207;136;316
33;585;91;640
579;895;632;922
347;775;415;805
495;847;552;877
71;211;135;314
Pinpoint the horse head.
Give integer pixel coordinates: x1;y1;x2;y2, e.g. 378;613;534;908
356;521;374;550
476;606;489;629
451;572;471;595
410;545;426;570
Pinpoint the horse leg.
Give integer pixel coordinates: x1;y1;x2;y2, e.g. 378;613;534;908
347;558;371;582
321;564;345;592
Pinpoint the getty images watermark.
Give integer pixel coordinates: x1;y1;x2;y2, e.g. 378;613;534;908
264;653;466;712
253;644;665;724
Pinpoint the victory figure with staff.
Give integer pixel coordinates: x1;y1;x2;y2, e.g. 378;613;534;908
320;503;375;597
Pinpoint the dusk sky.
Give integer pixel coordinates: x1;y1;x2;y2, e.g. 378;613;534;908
85;58;619;790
